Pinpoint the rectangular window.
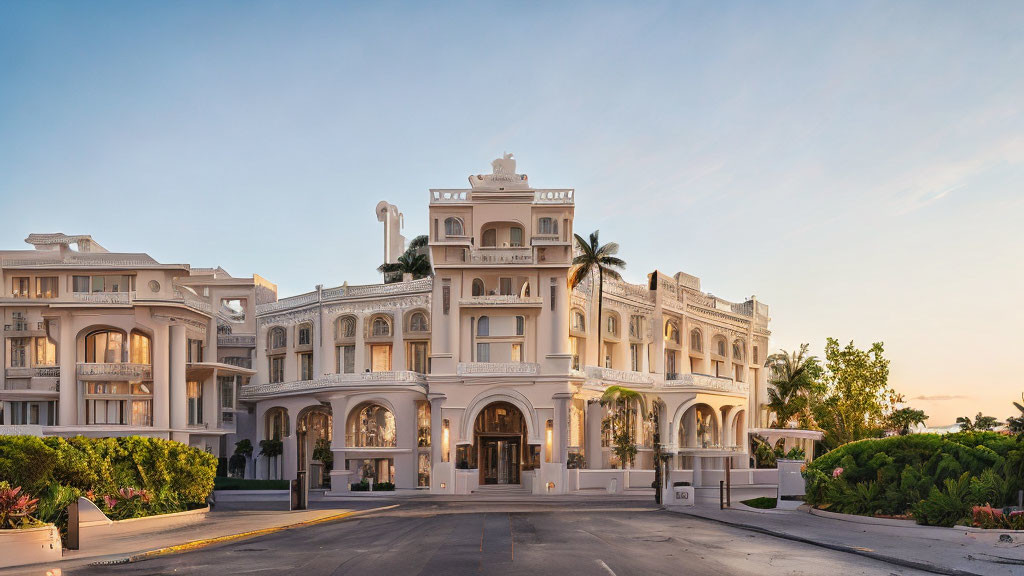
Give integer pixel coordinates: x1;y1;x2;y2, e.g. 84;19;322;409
371;345;392;372
187;339;203;363
9;338;28;368
516;316;525;336
270;356;285;383
72;276;91;293
35;277;58;298
219;376;235;410
570;337;580;371
298;326;312;346
631;344;641;371
442;281;450;315
409;342;428;374
499;277;512;296
12;277;30;298
299;352;314;380
510;227;523;247
187;381;203;426
476;343;490;363
337;345;356;373
511;343;522;363
34;337;56;366
91;276;104;293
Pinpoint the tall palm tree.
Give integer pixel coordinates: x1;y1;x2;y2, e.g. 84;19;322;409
599;385;647;469
766;343;817;428
569;231;626;356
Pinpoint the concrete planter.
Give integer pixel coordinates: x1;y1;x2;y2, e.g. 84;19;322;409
955;525;1024;546
0;524;62;568
809;507;918;527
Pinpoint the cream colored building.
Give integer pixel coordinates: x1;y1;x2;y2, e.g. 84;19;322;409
0;233;273;458
1;155;792;496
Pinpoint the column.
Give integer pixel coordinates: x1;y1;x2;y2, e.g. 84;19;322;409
328;396;350;491
57;315;76;426
429;396;446;466
152;324;170;430
586;400;604;468
206;316;218;366
169;324;187;441
553;393;571;464
392;311;405;372
354;315;366;373
393;396;417;489
691;455;703;487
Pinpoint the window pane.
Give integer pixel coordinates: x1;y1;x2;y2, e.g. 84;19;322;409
476;343;490;362
371;345;391;372
73;276;90;292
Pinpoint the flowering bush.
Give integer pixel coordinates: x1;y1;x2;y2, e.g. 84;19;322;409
832;467;844;479
0;482;39;529
972;505;1024;530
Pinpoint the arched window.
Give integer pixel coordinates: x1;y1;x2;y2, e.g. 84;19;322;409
269;327;286;349
606;314;618;336
477;316;489;336
510;226;524;247
130;330;151;364
297;322;313;346
336;316;356;340
348;403;396;447
409;312;428;332
444;217;464;236
481;228;497;247
472;278;485;297
715;337;727;357
571;310;586;332
85;329;126;363
538;217;558;235
371;316;391;337
665;321;680;344
733;339;745;362
689;329;702;352
265;407;290;440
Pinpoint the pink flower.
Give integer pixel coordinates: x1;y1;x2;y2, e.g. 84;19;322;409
832;467;844;479
103;495;118;509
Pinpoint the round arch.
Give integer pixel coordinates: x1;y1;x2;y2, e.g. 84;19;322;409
461;388;540;444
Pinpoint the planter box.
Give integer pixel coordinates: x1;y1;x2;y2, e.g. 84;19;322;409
0;524;62;568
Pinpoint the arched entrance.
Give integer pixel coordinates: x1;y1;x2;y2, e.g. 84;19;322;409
474;402;526;485
296;405;332;489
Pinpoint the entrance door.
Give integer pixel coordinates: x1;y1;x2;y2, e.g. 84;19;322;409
480;437;521;485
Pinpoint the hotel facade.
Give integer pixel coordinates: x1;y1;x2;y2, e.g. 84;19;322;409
1;155;807;496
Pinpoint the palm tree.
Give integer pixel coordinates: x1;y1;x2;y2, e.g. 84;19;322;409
569;231;626;355
377;235;432;283
766;344;818;428
598;385;647;469
956;412;1002;432
1008;393;1024;441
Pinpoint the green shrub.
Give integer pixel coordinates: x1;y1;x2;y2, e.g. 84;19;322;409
804;433;1023;525
742;497;777;509
0;436;56;495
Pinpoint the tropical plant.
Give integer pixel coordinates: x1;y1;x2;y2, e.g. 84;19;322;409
378;235;432;283
258;438;284;458
782;446;806;461
229;439;253;478
312;437;333;468
0;482;39;529
912;472;974;527
569;230;626;350
751;434;777;468
765;344;821;429
956;412;1002;432
599;385;647;469
812;338;891;449
887;407;929;436
1008;393;1024;440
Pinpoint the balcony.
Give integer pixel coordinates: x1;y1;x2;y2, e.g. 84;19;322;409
77;362;153;381
4;366;60;380
469;247;534;265
456;362;539;376
584;365;654;385
70;291;133;305
429;189;471;203
217;334;256;348
458;295;543;308
533;189;574;204
240;370;426;399
664;372;748;395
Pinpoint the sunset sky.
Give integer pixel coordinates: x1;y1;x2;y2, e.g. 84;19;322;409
2;1;1022;425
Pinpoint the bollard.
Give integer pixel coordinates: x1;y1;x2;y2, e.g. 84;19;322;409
66;499;80;550
719;480;725;510
725;459;731;508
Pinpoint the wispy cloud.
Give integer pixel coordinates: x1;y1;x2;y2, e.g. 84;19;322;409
911;394;968;402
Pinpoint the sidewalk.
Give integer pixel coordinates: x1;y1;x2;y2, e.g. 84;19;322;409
1;504;393;575
671;503;1024;576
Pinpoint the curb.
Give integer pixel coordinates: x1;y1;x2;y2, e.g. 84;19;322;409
668;508;989;576
90;504;400;566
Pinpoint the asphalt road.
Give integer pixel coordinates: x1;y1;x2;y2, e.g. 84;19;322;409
67;501;934;576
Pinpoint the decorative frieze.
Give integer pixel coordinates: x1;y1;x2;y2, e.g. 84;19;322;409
240;370;425;398
77;362;153;381
456;362;540;376
663;373;748;395
585;365;654;385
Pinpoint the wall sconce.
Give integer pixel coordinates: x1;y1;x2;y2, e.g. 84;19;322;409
545;420;553;464
440;482;446;490
442;419;450;463
546;482;555;492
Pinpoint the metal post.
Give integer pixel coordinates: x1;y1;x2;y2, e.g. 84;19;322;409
719;480;724;510
66;499;79;550
725;458;731;508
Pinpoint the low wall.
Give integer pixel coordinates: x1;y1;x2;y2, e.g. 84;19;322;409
214;490;290;503
0;524;62;568
576;470;654;494
79;497;209;546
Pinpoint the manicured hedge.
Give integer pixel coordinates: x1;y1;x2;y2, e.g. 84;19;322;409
213;477;289;491
0;435;217;524
804;432;1024;526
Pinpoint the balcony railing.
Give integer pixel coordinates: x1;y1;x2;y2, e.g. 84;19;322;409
458;295;543;307
664;372;748;395
5;366;60;379
217;334;256;347
240;370;425;398
585;365;654;385
456;362;539;376
533;189;574;204
71;291;133;305
77;362;153;381
469;247;534;265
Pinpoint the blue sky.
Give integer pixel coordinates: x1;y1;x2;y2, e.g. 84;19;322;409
1;1;1022;424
